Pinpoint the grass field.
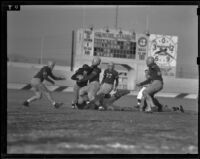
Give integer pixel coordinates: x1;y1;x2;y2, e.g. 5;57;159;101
7;89;198;154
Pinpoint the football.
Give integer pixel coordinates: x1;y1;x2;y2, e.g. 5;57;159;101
76;74;84;80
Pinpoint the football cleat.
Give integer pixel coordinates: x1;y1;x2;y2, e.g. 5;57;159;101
54;102;63;109
23;100;29;107
72;103;78;109
98;106;105;111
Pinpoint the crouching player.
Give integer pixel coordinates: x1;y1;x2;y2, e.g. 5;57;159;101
77;57;101;109
23;61;66;108
136;56;163;113
71;64;92;108
92;62;119;110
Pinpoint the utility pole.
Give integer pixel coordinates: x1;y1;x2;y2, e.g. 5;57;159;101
115;5;119;30
82;5;86;29
40;36;44;64
145;15;150;36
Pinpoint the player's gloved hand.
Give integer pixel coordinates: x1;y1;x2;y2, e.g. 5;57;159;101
76;75;84;80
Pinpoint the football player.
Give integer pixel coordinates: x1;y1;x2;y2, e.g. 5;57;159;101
77;57;101;109
135;69;150;108
94;62;119;110
71;64;92;108
84;89;130;110
23;61;66;108
136;56;163;113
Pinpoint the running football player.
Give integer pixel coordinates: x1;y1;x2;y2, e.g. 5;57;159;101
136;56;163;113
23;61;66;108
77;57;101;109
71;64;92;108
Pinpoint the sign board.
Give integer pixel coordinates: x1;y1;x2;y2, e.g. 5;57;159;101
136;34;149;60
148;34;178;77
76;28;137;59
82;29;94;56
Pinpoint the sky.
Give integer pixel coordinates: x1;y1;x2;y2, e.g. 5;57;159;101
7;5;198;78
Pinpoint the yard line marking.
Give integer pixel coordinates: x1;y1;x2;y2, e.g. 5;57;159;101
58;142;137;151
184;94;198;99
7;83;26;89
54;86;68;92
21;84;32;90
47;86;59;91
155;93;179;98
63;87;74;92
107;142;136;150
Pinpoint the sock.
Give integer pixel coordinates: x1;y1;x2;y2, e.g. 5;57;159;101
137;99;141;105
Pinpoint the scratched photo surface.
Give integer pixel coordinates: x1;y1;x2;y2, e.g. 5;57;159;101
7;5;198;154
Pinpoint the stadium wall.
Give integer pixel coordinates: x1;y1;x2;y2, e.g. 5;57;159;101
7;62;198;94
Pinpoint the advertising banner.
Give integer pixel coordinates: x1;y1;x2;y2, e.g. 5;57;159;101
82;29;94;56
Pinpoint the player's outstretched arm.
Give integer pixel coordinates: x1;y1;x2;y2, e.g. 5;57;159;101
49;71;65;80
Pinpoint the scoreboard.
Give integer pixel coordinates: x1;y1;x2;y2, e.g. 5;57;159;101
75;28;148;61
93;30;136;59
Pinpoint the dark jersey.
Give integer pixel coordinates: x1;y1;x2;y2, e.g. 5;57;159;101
71;68;90;87
89;66;101;83
34;66;57;82
78;66;101;83
148;64;163;82
102;69;118;85
140;64;163;86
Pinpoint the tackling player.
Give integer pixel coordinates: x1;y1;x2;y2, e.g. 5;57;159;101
136;56;163;113
23;61;66;108
77;57;101;109
71;64;92;108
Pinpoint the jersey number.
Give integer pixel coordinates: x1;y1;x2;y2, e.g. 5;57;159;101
106;73;112;79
